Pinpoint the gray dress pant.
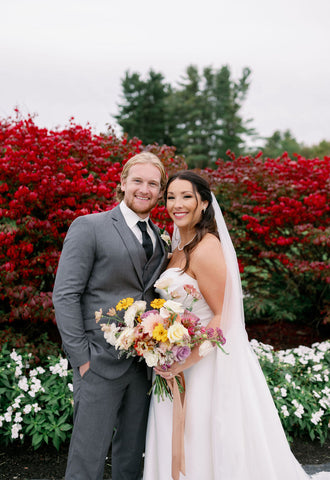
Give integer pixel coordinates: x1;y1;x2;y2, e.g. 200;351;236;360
66;360;151;480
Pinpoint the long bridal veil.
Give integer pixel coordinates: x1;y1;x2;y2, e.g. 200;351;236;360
172;193;327;479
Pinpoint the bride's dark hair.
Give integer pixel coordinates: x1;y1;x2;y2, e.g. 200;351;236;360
165;170;219;272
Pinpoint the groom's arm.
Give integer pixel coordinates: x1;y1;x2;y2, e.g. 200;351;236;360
52;215;95;368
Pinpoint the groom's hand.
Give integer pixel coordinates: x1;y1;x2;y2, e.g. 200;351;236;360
79;361;90;377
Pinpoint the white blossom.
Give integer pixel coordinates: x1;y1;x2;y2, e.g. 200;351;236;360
115;327;135;351
102;323;120;346
4;412;12;423
312;364;323;372
143;350;160;368
49;358;69;377
292;400;304;418
23;404;32;414
18;377;29;392
277;351;296;366
124;304;139;328
32;403;41;413
319;396;330;410
285;374;292;383
311;409;324;425
199;340;215;357
161;300;184;316
11;423;22;439
280;388;287;397
28;377;45;397
14;412;23;423
10;350;22;362
154;277;174;290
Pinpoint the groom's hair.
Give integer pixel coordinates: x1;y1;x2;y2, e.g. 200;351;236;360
116;152;167;202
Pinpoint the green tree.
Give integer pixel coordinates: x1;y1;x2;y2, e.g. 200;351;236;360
115;65;255;167
168;65;254;167
167;65;211;168
262;130;302;158
115;69;171;145
300;139;330;159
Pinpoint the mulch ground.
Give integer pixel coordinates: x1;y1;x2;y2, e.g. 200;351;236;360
1;437;329;480
1;320;329;479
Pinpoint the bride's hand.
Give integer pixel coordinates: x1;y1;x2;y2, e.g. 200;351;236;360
154;364;181;379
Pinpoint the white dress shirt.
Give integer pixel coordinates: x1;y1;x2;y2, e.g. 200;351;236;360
120;201;156;248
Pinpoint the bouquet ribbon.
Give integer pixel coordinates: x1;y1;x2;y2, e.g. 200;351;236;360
167;372;186;480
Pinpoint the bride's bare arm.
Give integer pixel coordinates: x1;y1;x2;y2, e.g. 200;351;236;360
155;234;226;378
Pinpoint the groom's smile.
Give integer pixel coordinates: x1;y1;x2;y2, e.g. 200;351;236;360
121;163;162;218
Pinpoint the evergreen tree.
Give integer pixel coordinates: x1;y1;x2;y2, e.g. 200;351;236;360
300;139;330;158
262;130;302;158
167;65;254;167
115;69;171;145
114;64;255;167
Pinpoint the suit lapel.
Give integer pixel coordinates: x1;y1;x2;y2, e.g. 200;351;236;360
110;207;144;286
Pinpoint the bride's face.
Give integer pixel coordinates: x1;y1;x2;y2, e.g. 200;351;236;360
166;179;207;230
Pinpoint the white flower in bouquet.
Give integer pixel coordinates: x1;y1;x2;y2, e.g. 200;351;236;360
101;323;120;346
199;340;215;357
167;322;189;343
124;300;147;328
160;300;184;318
95;308;103;323
134;300;147;314
154;277;174;290
115;327;135;351
143;350;160;368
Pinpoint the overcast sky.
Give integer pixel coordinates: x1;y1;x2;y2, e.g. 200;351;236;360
1;0;329;146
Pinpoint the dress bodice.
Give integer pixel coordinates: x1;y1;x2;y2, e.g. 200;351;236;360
155;268;213;326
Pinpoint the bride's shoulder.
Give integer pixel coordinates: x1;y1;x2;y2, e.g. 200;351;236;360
197;233;221;249
190;233;225;277
193;233;222;259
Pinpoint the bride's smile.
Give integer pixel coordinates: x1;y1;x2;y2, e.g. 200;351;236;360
166;178;208;234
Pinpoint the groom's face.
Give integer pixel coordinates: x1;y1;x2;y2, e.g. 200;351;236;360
121;163;162;218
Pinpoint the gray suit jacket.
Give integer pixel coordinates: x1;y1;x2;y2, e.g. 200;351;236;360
52;205;168;379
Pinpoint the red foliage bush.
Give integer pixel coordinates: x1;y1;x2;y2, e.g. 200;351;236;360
0;112;185;324
204;151;329;324
1;112;329;328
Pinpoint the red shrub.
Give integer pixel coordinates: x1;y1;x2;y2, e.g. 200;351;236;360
0;112;185;324
204;151;329;324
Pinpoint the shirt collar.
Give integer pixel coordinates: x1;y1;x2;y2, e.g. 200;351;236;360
120;201;150;229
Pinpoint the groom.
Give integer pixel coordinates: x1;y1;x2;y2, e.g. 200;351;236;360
52;152;168;480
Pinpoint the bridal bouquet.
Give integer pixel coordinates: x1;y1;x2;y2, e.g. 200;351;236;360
96;278;226;401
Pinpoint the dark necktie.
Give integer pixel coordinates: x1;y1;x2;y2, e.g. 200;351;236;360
137;221;153;261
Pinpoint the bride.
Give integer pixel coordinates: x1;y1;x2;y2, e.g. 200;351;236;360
143;170;329;480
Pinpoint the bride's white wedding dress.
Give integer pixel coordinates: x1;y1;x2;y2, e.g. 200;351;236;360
143;267;329;480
